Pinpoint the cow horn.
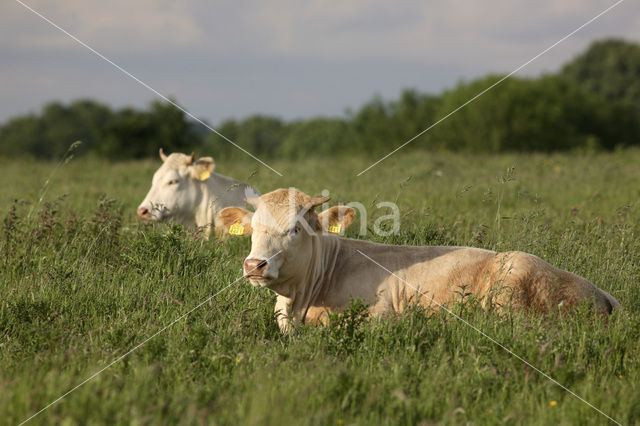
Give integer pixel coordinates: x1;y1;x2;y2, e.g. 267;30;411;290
159;148;168;162
187;152;195;165
308;196;330;209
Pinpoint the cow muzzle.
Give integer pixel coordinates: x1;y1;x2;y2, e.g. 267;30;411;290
243;257;270;281
137;206;151;221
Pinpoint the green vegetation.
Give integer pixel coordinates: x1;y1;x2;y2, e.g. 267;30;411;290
561;38;640;113
430;75;638;152
1;150;639;425
0;99;201;160
2;38;640;161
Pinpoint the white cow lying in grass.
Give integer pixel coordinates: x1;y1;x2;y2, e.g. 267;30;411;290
219;188;620;333
137;149;259;238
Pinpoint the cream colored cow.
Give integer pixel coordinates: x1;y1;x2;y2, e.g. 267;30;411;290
219;188;620;332
137;149;259;238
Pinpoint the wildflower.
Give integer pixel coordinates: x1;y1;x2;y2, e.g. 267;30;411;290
549;401;557;407
337;420;343;425
236;358;241;363
618;375;622;379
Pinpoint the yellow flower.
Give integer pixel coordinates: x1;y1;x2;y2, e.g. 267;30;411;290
337;420;343;425
549;401;557;407
618;375;623;379
236;358;241;363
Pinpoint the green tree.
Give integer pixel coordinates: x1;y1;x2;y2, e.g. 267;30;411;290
279;118;349;158
98;107;154;159
2;37;640;160
387;89;441;142
0;99;204;160
0;113;43;158
431;75;639;152
562;38;640;113
87;99;203;160
206;115;285;159
349;96;394;154
0;100;111;159
205;119;239;159
346;91;440;156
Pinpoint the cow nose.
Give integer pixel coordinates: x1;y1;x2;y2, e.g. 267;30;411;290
244;258;268;275
137;207;150;220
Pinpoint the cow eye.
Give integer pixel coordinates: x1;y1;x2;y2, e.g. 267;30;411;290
291;225;300;235
167;179;179;186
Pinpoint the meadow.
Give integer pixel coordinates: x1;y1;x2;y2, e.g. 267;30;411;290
1;149;639;425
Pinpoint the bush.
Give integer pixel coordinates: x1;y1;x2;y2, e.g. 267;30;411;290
561;38;640;113
0;99;204;160
430;75;640;152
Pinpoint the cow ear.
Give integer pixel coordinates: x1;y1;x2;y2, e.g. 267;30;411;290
317;206;355;234
190;157;215;181
218;207;253;236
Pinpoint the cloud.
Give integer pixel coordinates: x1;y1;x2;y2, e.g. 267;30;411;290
203;1;634;59
3;0;203;51
0;0;639;123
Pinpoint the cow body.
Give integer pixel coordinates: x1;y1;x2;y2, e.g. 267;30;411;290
219;189;620;333
137;150;259;237
279;237;619;331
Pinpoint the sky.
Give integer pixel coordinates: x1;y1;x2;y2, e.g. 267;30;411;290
1;1;639;125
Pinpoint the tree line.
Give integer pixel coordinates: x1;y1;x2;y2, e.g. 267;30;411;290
1;38;639;160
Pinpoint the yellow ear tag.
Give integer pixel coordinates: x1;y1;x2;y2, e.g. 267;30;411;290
199;170;211;181
328;223;342;234
229;222;245;236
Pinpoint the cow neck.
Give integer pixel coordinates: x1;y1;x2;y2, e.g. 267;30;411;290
291;234;341;324
194;178;214;230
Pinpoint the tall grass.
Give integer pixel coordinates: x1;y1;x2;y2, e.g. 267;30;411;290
0;150;638;424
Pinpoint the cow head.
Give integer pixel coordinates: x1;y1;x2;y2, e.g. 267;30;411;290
137;149;215;223
219;188;355;288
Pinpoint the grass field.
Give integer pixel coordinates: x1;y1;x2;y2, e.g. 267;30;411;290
1;149;639;425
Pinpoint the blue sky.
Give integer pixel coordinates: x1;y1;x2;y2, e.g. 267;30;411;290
1;1;639;124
